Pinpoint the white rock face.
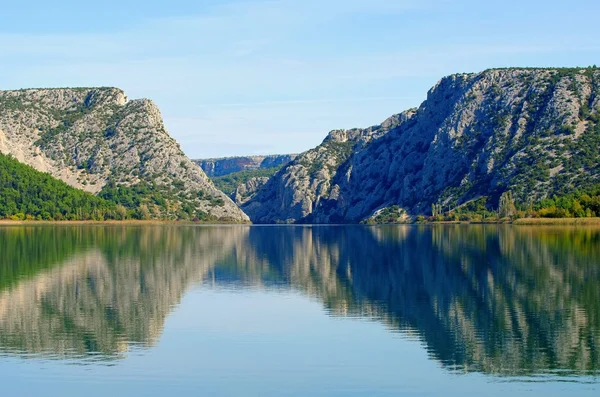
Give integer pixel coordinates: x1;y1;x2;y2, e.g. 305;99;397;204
244;68;600;223
0;87;249;222
232;177;269;205
242;110;416;223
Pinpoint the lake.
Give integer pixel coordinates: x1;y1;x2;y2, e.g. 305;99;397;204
0;225;598;396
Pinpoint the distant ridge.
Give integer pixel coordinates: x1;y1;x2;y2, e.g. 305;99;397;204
194;154;297;177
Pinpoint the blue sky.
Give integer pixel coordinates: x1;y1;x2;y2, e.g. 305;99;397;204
2;0;599;158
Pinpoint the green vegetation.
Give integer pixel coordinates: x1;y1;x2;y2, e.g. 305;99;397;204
0;153;116;220
498;191;517;218
299;140;355;178
367;184;600;224
323;140;355;163
488;65;599;74
363;206;407;224
99;180;225;221
0;153;223;221
426;197;502;222
211;167;282;195
528;188;600;218
35;104;95;151
434;66;600;213
426;186;600;223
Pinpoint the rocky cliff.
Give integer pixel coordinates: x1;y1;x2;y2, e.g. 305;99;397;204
241;110;416;223
231;176;269;205
195;154;297;177
0;88;248;221
244;67;600;223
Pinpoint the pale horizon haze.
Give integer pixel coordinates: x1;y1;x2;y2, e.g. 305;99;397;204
2;0;599;158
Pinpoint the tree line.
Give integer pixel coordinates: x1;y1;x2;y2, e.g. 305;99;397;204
425;188;600;222
0;153;213;221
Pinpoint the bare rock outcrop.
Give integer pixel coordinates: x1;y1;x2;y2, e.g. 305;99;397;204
232;176;269;205
242;110;416;223
0;88;248;221
244;68;600;223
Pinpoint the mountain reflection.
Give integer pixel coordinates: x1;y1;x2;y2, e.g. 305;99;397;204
0;225;598;376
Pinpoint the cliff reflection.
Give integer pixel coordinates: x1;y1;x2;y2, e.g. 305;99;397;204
0;226;247;360
0;225;598;376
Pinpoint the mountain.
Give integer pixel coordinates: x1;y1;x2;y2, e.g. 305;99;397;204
194;154;297;177
0;88;248;221
209;167;282;198
243;67;600;223
231;176;269;205
241;111;416;223
195;154;298;206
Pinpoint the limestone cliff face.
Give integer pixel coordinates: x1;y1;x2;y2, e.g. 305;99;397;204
232;176;269;205
244;68;600;223
241;110;416;223
0;88;248;221
195;154;297;177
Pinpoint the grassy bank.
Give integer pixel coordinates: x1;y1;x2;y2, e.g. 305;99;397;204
419;217;600;225
512;217;600;225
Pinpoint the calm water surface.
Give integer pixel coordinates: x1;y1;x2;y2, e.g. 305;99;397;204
0;225;599;396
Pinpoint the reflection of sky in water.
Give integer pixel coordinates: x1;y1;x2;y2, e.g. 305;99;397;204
0;225;599;396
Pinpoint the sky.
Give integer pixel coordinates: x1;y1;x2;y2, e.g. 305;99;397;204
1;0;599;159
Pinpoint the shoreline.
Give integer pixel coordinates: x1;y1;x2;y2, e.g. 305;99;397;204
415;217;600;225
511;217;600;225
409;218;600;226
2;218;600;226
0;220;250;226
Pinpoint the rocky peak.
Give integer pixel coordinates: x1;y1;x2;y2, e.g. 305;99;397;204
241;109;416;223
324;109;416;146
243;67;600;223
0;87;248;222
232;176;270;205
0;87;127;112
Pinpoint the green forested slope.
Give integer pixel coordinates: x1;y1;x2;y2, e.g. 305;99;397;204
0;153;230;221
0;153;116;220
